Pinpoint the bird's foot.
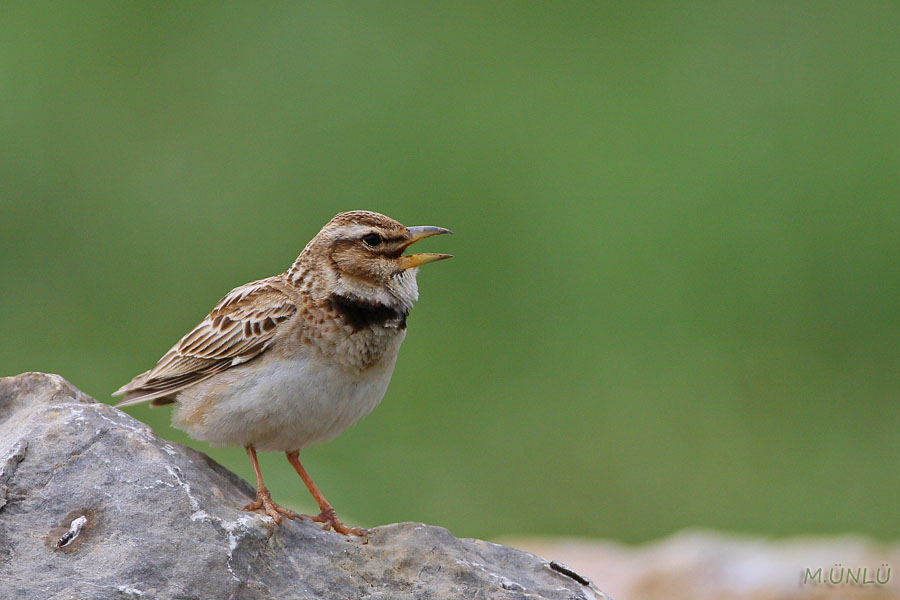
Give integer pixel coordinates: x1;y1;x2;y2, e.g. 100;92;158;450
304;507;367;537
243;488;300;524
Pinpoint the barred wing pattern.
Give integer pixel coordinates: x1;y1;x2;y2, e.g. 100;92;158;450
114;277;297;406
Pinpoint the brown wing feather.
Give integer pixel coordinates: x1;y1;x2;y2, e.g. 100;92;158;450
113;276;297;406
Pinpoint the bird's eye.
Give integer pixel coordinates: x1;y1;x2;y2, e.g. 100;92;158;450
361;233;383;247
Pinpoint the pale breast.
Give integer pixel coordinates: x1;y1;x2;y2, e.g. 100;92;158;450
172;327;406;451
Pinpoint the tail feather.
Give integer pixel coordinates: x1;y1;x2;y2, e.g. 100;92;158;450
113;370;176;407
113;369;220;407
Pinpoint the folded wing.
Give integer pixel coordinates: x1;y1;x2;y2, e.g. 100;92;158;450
113;277;297;406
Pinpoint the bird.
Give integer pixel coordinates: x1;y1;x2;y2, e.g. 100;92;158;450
113;210;452;536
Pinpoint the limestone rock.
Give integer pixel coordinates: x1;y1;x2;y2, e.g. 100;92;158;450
0;372;606;600
512;533;900;600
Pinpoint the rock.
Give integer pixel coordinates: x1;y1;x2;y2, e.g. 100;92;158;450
510;533;900;600
0;372;607;600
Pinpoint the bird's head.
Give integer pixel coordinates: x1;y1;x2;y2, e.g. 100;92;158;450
294;210;452;309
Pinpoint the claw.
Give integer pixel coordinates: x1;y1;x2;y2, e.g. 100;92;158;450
304;507;367;537
243;488;299;524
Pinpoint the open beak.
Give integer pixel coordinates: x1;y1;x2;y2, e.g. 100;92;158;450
398;226;453;270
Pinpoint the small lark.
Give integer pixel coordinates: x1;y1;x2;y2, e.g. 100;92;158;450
114;211;452;536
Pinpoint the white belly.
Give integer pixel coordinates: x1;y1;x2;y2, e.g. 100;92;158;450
172;341;402;451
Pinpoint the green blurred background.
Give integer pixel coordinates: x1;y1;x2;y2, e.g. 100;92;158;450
1;2;898;544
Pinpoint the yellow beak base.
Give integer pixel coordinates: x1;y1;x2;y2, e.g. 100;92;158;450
398;253;453;270
399;225;453;269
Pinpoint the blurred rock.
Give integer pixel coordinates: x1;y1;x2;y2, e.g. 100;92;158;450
511;532;900;600
0;372;606;600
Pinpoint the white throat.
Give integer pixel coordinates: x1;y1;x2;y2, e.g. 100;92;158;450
332;268;419;310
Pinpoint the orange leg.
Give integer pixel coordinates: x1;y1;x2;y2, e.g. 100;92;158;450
285;450;366;537
242;445;299;524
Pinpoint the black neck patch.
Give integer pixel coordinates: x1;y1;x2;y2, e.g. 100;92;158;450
329;293;408;331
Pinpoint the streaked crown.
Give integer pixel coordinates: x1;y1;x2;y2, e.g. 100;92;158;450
288;211;452;310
